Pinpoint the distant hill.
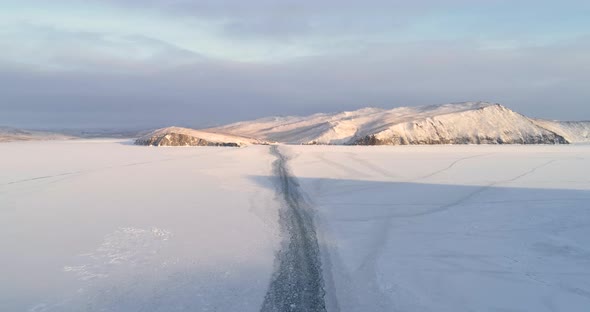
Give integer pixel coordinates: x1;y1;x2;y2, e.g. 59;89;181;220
0;127;73;142
209;102;590;145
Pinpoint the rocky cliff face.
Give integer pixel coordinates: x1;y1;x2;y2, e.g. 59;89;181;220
135;133;239;147
352;132;567;145
134;127;261;147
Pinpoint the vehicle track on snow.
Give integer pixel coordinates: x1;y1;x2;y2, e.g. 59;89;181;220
261;145;327;312
1;150;231;187
413;153;494;181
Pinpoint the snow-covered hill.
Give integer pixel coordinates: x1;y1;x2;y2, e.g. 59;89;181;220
211;107;386;145
211;102;583;145
532;119;590;143
135;126;264;147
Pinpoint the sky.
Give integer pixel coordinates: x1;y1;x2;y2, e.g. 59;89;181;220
1;0;589;129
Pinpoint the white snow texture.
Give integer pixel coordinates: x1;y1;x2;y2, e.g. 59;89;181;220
1;139;590;311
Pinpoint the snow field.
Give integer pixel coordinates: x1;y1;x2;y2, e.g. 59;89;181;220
0;140;279;312
285;144;590;312
2;140;590;311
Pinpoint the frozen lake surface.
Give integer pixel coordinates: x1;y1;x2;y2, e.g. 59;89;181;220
1;140;279;312
286;144;590;312
1;140;589;311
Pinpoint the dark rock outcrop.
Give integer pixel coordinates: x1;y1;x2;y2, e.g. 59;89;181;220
135;133;239;147
352;132;568;145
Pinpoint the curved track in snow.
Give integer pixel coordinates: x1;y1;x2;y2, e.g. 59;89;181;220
261;145;327;312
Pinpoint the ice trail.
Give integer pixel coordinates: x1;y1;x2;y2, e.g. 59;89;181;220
261;145;327;312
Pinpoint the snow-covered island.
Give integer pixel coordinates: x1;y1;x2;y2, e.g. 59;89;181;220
136;102;590;146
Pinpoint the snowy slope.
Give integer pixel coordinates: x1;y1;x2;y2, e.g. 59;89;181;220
211;107;386;145
358;103;566;145
135;126;264;146
211;102;576;145
533;119;590;143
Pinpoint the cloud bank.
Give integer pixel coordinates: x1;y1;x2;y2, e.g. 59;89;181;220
1;1;589;128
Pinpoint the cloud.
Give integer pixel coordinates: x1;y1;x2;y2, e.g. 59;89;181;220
0;24;203;72
1;1;589;129
6;1;589;64
77;0;507;40
2;36;589;129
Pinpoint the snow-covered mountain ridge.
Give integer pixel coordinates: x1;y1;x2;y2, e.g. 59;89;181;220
209;102;590;145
